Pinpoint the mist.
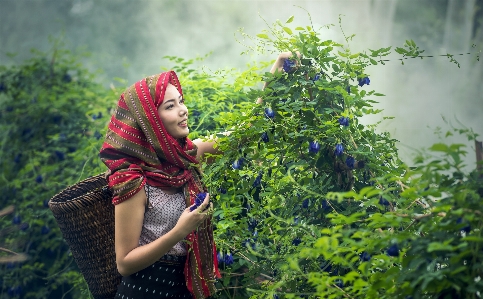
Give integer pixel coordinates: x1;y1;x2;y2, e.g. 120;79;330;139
1;0;482;170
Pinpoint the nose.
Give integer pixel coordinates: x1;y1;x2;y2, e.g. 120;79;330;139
180;105;188;117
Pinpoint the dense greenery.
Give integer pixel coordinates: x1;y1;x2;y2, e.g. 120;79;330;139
1;16;481;299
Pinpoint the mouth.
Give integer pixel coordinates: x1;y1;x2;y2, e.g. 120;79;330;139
178;119;188;127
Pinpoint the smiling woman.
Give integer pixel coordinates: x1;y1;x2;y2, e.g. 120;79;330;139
99;71;221;298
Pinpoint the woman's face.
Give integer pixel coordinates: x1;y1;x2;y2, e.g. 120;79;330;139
157;83;189;139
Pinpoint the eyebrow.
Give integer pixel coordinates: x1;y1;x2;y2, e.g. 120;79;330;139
163;95;183;105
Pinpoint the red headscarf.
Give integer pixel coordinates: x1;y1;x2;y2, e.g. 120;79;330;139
99;71;220;298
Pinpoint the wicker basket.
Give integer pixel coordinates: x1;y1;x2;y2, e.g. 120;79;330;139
49;174;121;299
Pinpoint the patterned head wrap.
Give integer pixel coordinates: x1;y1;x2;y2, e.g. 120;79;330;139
99;71;220;298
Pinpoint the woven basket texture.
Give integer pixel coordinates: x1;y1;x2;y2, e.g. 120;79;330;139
49;174;121;299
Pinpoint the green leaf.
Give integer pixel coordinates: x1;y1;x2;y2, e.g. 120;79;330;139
286;16;294;24
257;33;269;39
429;143;450;153
283;27;293;35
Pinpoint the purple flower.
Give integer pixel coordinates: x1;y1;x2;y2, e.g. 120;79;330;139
35;175;43;183
360;252;371;261
264;108;275;119
312;73;321;81
283;59;296;73
334;144;344;156
302;199;309;208
292;237;302;246
386;244;399;257
358;76;370;87
261;132;269;142
308;141;320;154
224;253;234;265
346;157;355;169
338;116;349;127
217;187;227;194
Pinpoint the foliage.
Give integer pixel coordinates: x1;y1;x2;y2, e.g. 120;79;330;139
0;43;114;298
199;16;483;299
1;14;481;299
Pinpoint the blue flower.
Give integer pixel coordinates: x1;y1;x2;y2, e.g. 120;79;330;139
43;200;49;208
248;219;258;231
360;252;371;262
312;73;321;82
358;76;370;87
54;150;65;161
14;154;21;164
294;217;299;224
264;108;275;119
334;144;344;156
273;295;280;299
379;196;390;206
217;252;224;264
92;114;98;120
252;172;263;188
346;86;351;94
302;199;309;208
0;82;5;92
346;157;355;169
308;141;320;154
283;59;296;73
322;200;331;211
41;226;50;235
261;132;269;142
456;217;471;233
335;279;344;288
338;116;349;126
94;130;102;140
217;187;227;194
12;215;21;225
232;158;244;170
190;192;207;211
36;175;43;183
386;244;399;257
292;237;302;246
224;253;234;265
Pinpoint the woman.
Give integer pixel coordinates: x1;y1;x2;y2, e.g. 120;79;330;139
99;53;294;298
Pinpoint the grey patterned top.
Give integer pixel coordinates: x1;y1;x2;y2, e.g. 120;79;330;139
138;185;187;256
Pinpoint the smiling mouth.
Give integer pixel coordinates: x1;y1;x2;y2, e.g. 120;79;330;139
178;120;188;126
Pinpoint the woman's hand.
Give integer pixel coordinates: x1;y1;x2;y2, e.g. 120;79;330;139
268;51;301;75
257;51;301;104
174;193;213;237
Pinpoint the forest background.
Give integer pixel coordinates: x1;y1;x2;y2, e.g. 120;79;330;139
1;0;483;298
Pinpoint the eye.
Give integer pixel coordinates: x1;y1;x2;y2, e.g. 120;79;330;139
166;104;174;109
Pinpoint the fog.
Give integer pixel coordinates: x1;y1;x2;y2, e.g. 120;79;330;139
1;0;482;170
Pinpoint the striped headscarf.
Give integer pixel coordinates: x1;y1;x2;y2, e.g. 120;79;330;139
99;71;220;298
